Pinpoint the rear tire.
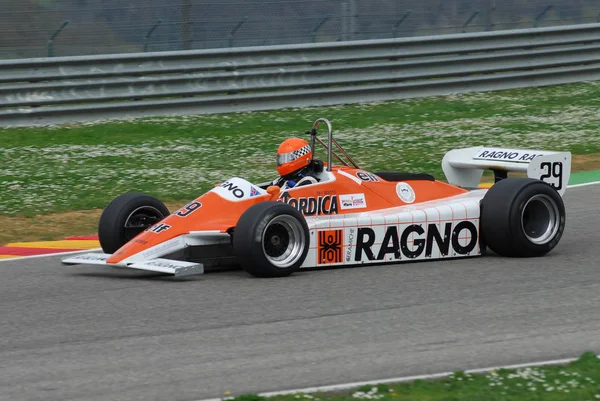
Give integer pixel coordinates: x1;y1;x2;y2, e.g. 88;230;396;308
480;178;565;257
98;193;169;254
233;202;309;278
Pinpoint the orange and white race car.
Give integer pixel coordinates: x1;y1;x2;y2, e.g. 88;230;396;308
63;118;571;278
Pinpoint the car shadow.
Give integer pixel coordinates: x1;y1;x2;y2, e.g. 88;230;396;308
67;264;247;282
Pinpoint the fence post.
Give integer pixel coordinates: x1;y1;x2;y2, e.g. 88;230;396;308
47;20;70;57
144;19;163;52
484;0;495;31
180;0;192;50
341;1;349;41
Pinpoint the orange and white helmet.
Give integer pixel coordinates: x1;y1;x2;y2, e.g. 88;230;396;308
276;138;313;176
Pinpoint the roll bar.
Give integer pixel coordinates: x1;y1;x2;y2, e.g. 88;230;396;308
307;118;360;172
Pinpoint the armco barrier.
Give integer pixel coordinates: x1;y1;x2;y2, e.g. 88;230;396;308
1;23;600;126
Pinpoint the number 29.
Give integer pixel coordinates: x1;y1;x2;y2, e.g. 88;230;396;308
540;161;563;191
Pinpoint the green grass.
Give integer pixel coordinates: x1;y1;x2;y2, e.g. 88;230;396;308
2;81;600;216
223;353;600;401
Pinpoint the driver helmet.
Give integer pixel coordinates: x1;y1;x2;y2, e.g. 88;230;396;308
276;138;313;176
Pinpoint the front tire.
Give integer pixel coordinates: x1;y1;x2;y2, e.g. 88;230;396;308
98;193;170;254
480;178;565;257
233;202;309;278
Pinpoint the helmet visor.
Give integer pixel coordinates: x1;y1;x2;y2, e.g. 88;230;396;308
277;152;297;167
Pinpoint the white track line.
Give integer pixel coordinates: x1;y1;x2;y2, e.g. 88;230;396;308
194;355;597;401
567;180;600;188
2;180;599;263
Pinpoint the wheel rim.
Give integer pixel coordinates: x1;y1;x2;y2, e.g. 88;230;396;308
124;206;165;241
261;215;306;269
521;194;561;245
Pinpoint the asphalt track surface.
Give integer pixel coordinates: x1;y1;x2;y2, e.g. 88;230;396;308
1;185;599;401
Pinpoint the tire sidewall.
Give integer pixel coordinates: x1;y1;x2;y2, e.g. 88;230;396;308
234;202;310;277
508;183;565;256
98;193;169;254
481;178;566;257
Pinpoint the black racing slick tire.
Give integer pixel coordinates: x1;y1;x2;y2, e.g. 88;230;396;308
480;178;565;257
98;193;170;254
233;201;310;278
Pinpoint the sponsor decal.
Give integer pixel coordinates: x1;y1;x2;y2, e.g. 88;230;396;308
356;171;380;182
345;228;355;262
278;191;338;215
211;177;263;201
339;193;367;210
396;182;415;203
354;221;478;261
250;186;260;197
142;260;189;270
175;201;202;217
316;189;337;195
146;222;171;234
134;239;148;245
141;238;181;258
220;181;245;198
474;148;542;162
75;254;110;262
318;230;344;264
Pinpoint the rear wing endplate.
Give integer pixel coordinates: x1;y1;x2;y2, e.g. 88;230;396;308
442;147;571;196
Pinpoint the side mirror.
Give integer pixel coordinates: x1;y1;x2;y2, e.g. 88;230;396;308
266;185;281;197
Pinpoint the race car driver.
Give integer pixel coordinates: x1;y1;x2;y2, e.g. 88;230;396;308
273;137;323;189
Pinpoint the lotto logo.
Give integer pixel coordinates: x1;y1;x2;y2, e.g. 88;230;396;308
318;230;343;264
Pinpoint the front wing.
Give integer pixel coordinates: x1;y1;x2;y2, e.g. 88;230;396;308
61;231;231;277
62;252;204;277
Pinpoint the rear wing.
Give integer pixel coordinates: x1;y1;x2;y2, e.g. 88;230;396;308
442;147;571;196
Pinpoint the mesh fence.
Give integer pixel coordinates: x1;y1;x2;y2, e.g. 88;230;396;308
2;0;599;60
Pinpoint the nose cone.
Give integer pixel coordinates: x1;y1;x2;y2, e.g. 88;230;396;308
104;191;256;265
106;219;185;264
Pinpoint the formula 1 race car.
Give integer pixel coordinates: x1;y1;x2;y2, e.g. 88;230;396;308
62;118;571;277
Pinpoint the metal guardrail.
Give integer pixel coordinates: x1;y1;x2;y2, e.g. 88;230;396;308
2;23;600;127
